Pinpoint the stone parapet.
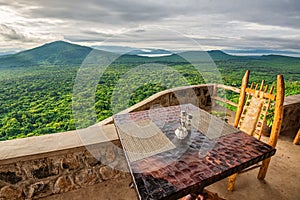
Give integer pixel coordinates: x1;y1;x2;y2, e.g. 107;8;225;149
0;125;128;199
281;94;300;133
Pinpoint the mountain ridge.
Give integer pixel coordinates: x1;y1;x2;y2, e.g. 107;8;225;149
0;40;299;68
0;41;93;67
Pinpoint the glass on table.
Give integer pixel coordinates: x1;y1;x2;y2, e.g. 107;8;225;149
186;114;193;132
180;110;187;126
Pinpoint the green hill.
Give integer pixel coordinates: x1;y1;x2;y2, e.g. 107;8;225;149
177;50;236;62
0;41;93;67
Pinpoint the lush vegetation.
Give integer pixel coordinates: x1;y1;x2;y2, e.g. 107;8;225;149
0;41;299;140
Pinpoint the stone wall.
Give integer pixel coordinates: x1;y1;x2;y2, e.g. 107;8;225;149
133;84;213;112
0;141;128;199
281;94;300;133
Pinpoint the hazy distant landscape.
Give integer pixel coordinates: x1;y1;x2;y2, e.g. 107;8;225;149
0;41;299;140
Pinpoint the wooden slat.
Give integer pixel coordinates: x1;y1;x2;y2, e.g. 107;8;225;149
260;80;265;91
211;96;238;107
270;85;274;94
212;84;217;107
215;84;240;93
234;70;249;128
245;88;276;100
264;85;269;93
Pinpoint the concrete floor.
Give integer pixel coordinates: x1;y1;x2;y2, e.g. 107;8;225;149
41;174;138;200
42;131;300;200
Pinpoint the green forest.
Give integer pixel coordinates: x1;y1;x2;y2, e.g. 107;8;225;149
0;41;299;140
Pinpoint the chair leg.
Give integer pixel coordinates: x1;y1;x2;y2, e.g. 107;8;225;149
257;157;271;180
293;129;300;145
228;173;238;191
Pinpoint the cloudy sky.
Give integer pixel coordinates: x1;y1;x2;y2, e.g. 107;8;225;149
0;0;300;53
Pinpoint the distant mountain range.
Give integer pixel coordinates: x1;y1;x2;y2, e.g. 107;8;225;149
223;49;300;57
0;40;299;68
92;45;182;55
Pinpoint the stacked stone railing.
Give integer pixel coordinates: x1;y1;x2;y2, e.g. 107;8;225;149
0;125;128;199
0;84;299;199
281;94;300;133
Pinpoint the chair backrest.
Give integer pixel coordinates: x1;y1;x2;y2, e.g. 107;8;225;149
234;70;284;147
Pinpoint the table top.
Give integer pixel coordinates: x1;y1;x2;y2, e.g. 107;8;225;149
114;104;276;200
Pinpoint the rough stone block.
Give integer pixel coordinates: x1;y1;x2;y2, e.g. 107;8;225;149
99;166;117;180
105;145;116;163
23;159;59;179
61;155;81;171
74;168;100;187
53;176;75;194
32;165;56;179
0;171;22;184
0;186;23;200
0;180;6;189
84;155;101;167
28;181;52;199
0;164;23;184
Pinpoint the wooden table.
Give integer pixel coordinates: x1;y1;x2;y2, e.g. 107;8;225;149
114;104;276;200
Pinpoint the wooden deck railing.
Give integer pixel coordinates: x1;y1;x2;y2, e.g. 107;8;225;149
211;84;240;108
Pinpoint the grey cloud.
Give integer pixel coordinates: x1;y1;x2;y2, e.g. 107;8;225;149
64;36;106;43
196;36;300;51
64;30;113;43
81;30;113;37
1;0;300;52
242;36;300;50
0;24;29;41
16;0;300;28
135;29;146;33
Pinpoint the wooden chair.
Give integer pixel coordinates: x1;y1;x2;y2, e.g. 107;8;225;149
227;70;285;191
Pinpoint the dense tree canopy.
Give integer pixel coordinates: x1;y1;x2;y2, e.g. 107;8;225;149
0;56;299;140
